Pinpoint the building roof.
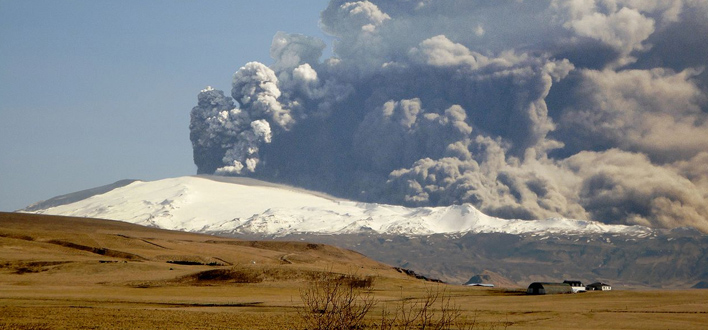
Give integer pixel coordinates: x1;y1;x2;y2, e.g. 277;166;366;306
527;282;573;294
587;282;611;286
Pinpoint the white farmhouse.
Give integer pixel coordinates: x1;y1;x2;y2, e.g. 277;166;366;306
586;282;612;291
563;280;587;293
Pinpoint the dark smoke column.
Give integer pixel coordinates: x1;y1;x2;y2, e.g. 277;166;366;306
189;86;235;174
187;0;708;233
190;62;288;176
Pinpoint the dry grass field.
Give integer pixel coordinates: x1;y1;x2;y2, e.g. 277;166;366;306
1;212;707;329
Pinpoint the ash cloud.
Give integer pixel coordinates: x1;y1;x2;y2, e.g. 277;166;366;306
190;0;708;232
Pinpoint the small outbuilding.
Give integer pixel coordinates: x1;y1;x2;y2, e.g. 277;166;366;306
586;282;612;291
526;282;572;295
563;280;587;293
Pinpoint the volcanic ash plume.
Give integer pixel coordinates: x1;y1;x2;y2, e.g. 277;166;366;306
190;0;708;232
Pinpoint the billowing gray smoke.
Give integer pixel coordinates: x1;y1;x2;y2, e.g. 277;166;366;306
190;0;708;232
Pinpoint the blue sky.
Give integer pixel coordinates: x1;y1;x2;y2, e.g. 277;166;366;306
0;0;331;211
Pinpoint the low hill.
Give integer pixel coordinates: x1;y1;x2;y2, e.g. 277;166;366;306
464;270;519;288
0;212;405;287
273;231;708;288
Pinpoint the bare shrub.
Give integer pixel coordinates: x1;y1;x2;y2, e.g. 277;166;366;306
296;275;504;330
377;286;461;330
297;272;376;330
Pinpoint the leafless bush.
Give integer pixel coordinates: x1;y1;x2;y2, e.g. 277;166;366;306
297;272;376;330
297;275;505;330
377;286;461;330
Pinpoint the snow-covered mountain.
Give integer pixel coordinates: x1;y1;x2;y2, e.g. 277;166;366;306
23;175;652;237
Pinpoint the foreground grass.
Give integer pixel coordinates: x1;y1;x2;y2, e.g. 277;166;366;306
2;282;708;329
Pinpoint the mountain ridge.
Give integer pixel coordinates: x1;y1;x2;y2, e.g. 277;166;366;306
21;175;708;288
22;175;654;237
21;179;138;212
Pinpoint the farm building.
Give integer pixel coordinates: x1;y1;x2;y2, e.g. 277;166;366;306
586;282;612;291
563;280;587;293
526;282;572;295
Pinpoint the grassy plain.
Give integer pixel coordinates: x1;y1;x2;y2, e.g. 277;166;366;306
1;212;707;329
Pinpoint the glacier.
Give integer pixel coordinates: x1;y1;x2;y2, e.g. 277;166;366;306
24;175;653;237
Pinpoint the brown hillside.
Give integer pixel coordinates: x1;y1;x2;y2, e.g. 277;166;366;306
0;212;404;287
